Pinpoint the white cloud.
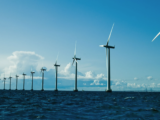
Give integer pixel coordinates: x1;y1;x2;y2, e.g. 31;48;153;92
134;77;138;80
2;51;44;77
60;63;75;78
127;83;141;88
85;71;93;78
149;83;156;88
147;76;153;80
25;75;42;80
96;73;104;79
114;81;127;86
90;80;104;85
60;65;106;81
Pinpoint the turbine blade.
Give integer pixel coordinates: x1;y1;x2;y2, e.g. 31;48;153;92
56;52;59;64
75;59;78;64
99;45;104;47
107;23;114;45
72;59;75;65
74;41;76;57
152;32;160;42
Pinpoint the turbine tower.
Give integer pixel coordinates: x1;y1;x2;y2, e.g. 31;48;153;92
15;75;19;90
30;69;35;91
41;67;46;91
9;75;12;90
3;77;6;90
54;53;60;91
72;42;81;92
99;23;115;92
0;79;1;90
22;73;26;90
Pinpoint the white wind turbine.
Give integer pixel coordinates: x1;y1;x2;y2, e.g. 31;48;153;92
99;23;115;92
9;73;12;90
22;73;26;90
40;61;46;91
30;68;35;91
54;53;60;91
15;74;19;90
3;74;6;90
72;42;81;92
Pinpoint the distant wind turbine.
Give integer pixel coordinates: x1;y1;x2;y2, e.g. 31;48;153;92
54;53;60;91
9;74;12;90
22;73;26;90
30;68;35;91
41;67;46;91
15;75;19;90
99;23;115;92
72;42;81;92
152;32;160;42
4;75;6;90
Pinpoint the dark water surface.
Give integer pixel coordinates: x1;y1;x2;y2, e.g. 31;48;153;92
0;90;160;119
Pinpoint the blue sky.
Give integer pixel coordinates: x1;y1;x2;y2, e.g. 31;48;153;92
0;0;160;91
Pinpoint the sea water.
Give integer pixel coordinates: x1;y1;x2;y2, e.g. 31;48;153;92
0;90;160;119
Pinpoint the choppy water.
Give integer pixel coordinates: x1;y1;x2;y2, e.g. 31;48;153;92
0;90;160;119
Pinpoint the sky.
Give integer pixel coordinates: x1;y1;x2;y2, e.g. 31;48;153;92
0;0;160;91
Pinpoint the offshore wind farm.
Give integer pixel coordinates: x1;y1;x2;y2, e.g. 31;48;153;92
0;23;116;92
0;0;160;119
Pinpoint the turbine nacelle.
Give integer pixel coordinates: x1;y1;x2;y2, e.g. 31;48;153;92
99;45;115;49
72;57;81;65
41;68;46;72
72;58;81;60
22;73;26;76
54;63;60;67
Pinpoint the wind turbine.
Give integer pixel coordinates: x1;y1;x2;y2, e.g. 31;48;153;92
99;23;115;92
30;69;35;91
15;75;19;90
72;42;81;92
9;74;12;90
3;75;6;90
0;79;1;89
152;32;160;42
54;53;60;91
22;73;26;90
41;67;46;91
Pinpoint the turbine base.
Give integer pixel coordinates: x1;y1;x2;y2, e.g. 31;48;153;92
106;89;112;92
74;89;78;92
31;89;33;91
54;89;58;91
41;89;44;91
